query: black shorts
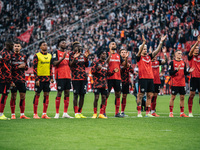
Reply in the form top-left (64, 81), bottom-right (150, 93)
top-left (35, 81), bottom-right (50, 93)
top-left (160, 81), bottom-right (164, 88)
top-left (11, 82), bottom-right (26, 93)
top-left (72, 80), bottom-right (87, 94)
top-left (138, 79), bottom-right (154, 93)
top-left (121, 82), bottom-right (129, 94)
top-left (94, 88), bottom-right (107, 95)
top-left (153, 84), bottom-right (160, 93)
top-left (0, 82), bottom-right (10, 95)
top-left (171, 86), bottom-right (186, 95)
top-left (56, 79), bottom-right (71, 91)
top-left (190, 78), bottom-right (200, 92)
top-left (108, 79), bottom-right (121, 92)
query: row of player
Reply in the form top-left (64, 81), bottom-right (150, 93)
top-left (0, 35), bottom-right (199, 120)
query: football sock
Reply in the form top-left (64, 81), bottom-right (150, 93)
top-left (20, 99), bottom-right (25, 114)
top-left (64, 97), bottom-right (69, 113)
top-left (55, 97), bottom-right (61, 114)
top-left (33, 95), bottom-right (40, 114)
top-left (137, 106), bottom-right (141, 114)
top-left (188, 96), bottom-right (193, 113)
top-left (74, 106), bottom-right (78, 113)
top-left (100, 104), bottom-right (105, 114)
top-left (115, 98), bottom-right (120, 115)
top-left (180, 106), bottom-right (184, 114)
top-left (94, 107), bottom-right (97, 114)
top-left (43, 95), bottom-right (49, 114)
top-left (121, 98), bottom-right (126, 113)
top-left (0, 95), bottom-right (8, 113)
top-left (104, 98), bottom-right (108, 114)
top-left (169, 106), bottom-right (173, 113)
top-left (10, 98), bottom-right (16, 114)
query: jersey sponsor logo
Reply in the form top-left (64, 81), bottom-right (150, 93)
top-left (78, 59), bottom-right (84, 62)
top-left (152, 65), bottom-right (159, 68)
top-left (12, 62), bottom-right (24, 64)
top-left (12, 58), bottom-right (15, 60)
top-left (142, 58), bottom-right (150, 63)
top-left (41, 61), bottom-right (50, 64)
top-left (101, 67), bottom-right (107, 70)
top-left (44, 57), bottom-right (49, 59)
top-left (110, 59), bottom-right (120, 62)
top-left (175, 67), bottom-right (184, 70)
top-left (193, 58), bottom-right (200, 62)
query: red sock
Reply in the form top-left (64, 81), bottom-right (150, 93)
top-left (10, 98), bottom-right (16, 114)
top-left (151, 96), bottom-right (157, 111)
top-left (64, 97), bottom-right (69, 113)
top-left (146, 107), bottom-right (150, 114)
top-left (188, 96), bottom-right (193, 113)
top-left (33, 95), bottom-right (40, 114)
top-left (0, 95), bottom-right (8, 113)
top-left (55, 97), bottom-right (61, 113)
top-left (100, 104), bottom-right (105, 114)
top-left (94, 107), bottom-right (97, 114)
top-left (104, 98), bottom-right (108, 114)
top-left (115, 98), bottom-right (120, 115)
top-left (180, 106), bottom-right (184, 113)
top-left (121, 98), bottom-right (126, 112)
top-left (74, 106), bottom-right (78, 113)
top-left (43, 95), bottom-right (49, 113)
top-left (137, 106), bottom-right (141, 114)
top-left (20, 99), bottom-right (25, 114)
top-left (169, 106), bottom-right (173, 113)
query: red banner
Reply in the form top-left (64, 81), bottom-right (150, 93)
top-left (17, 25), bottom-right (34, 43)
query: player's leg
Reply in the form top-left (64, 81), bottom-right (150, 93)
top-left (104, 80), bottom-right (113, 115)
top-left (188, 78), bottom-right (196, 117)
top-left (54, 90), bottom-right (62, 118)
top-left (0, 82), bottom-right (11, 120)
top-left (114, 80), bottom-right (122, 117)
top-left (137, 79), bottom-right (146, 117)
top-left (19, 92), bottom-right (30, 119)
top-left (10, 92), bottom-right (17, 119)
top-left (99, 90), bottom-right (107, 119)
top-left (151, 84), bottom-right (160, 117)
top-left (121, 94), bottom-right (127, 116)
top-left (62, 89), bottom-right (73, 118)
top-left (179, 87), bottom-right (188, 117)
top-left (78, 80), bottom-right (87, 118)
top-left (92, 90), bottom-right (99, 118)
top-left (72, 80), bottom-right (80, 118)
top-left (146, 92), bottom-right (154, 117)
top-left (169, 94), bottom-right (176, 117)
top-left (33, 81), bottom-right (42, 119)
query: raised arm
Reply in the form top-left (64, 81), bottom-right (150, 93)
top-left (161, 47), bottom-right (168, 65)
top-left (152, 35), bottom-right (167, 58)
top-left (137, 35), bottom-right (146, 57)
top-left (188, 35), bottom-right (200, 57)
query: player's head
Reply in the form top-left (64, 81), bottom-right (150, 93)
top-left (109, 42), bottom-right (117, 51)
top-left (5, 40), bottom-right (13, 51)
top-left (192, 44), bottom-right (199, 56)
top-left (57, 38), bottom-right (66, 50)
top-left (39, 41), bottom-right (47, 51)
top-left (175, 49), bottom-right (182, 60)
top-left (139, 44), bottom-right (147, 56)
top-left (99, 50), bottom-right (107, 60)
top-left (13, 41), bottom-right (22, 53)
top-left (120, 49), bottom-right (127, 58)
top-left (73, 41), bottom-right (82, 52)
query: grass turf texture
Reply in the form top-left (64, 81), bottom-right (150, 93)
top-left (0, 91), bottom-right (200, 150)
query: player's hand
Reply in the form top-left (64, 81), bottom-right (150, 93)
top-left (188, 67), bottom-right (195, 73)
top-left (114, 68), bottom-right (119, 73)
top-left (142, 35), bottom-right (146, 43)
top-left (50, 79), bottom-right (54, 83)
top-left (198, 35), bottom-right (200, 42)
top-left (74, 52), bottom-right (81, 58)
top-left (160, 35), bottom-right (167, 42)
top-left (10, 82), bottom-right (16, 87)
top-left (62, 52), bottom-right (67, 60)
top-left (36, 81), bottom-right (40, 87)
top-left (18, 63), bottom-right (26, 69)
top-left (84, 49), bottom-right (90, 58)
top-left (177, 65), bottom-right (181, 71)
top-left (97, 64), bottom-right (102, 70)
top-left (149, 46), bottom-right (152, 53)
top-left (125, 51), bottom-right (129, 58)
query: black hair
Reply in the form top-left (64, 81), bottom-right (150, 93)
top-left (39, 41), bottom-right (46, 47)
top-left (98, 50), bottom-right (106, 58)
top-left (13, 41), bottom-right (21, 45)
top-left (175, 49), bottom-right (182, 53)
top-left (57, 38), bottom-right (65, 48)
top-left (5, 39), bottom-right (13, 45)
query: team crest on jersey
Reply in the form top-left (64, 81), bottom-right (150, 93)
top-left (53, 54), bottom-right (56, 58)
top-left (117, 55), bottom-right (119, 58)
top-left (21, 57), bottom-right (24, 60)
top-left (155, 61), bottom-right (158, 64)
top-left (0, 55), bottom-right (2, 58)
top-left (168, 65), bottom-right (171, 70)
top-left (175, 64), bottom-right (177, 66)
top-left (182, 63), bottom-right (184, 66)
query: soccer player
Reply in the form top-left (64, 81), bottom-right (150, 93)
top-left (151, 47), bottom-right (167, 117)
top-left (136, 35), bottom-right (167, 117)
top-left (69, 41), bottom-right (89, 118)
top-left (52, 39), bottom-right (73, 119)
top-left (33, 41), bottom-right (54, 119)
top-left (10, 42), bottom-right (30, 119)
top-left (120, 49), bottom-right (133, 117)
top-left (105, 42), bottom-right (128, 117)
top-left (0, 40), bottom-right (13, 120)
top-left (187, 35), bottom-right (200, 117)
top-left (91, 50), bottom-right (119, 119)
top-left (169, 50), bottom-right (194, 117)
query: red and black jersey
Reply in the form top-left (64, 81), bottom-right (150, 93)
top-left (120, 64), bottom-right (133, 84)
top-left (69, 51), bottom-right (89, 80)
top-left (52, 50), bottom-right (71, 79)
top-left (11, 52), bottom-right (28, 83)
top-left (188, 54), bottom-right (200, 78)
top-left (136, 53), bottom-right (154, 79)
top-left (169, 60), bottom-right (189, 87)
top-left (107, 52), bottom-right (124, 80)
top-left (151, 60), bottom-right (162, 84)
top-left (91, 60), bottom-right (114, 89)
top-left (33, 51), bottom-right (53, 82)
top-left (0, 48), bottom-right (12, 83)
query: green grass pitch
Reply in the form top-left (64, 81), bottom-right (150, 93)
top-left (0, 91), bottom-right (200, 150)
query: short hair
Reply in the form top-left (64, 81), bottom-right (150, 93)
top-left (98, 50), bottom-right (106, 58)
top-left (13, 41), bottom-right (21, 45)
top-left (39, 41), bottom-right (46, 47)
top-left (72, 41), bottom-right (80, 47)
top-left (175, 49), bottom-right (182, 53)
top-left (119, 48), bottom-right (127, 53)
top-left (5, 40), bottom-right (13, 45)
top-left (57, 38), bottom-right (65, 48)
top-left (139, 44), bottom-right (147, 50)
